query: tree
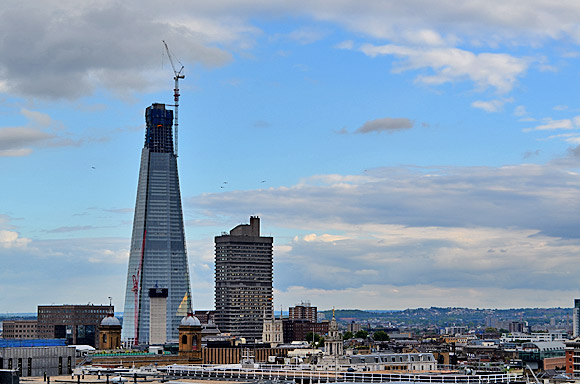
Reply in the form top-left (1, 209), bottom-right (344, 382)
top-left (305, 332), bottom-right (324, 346)
top-left (355, 330), bottom-right (368, 339)
top-left (373, 331), bottom-right (389, 341)
top-left (343, 331), bottom-right (353, 340)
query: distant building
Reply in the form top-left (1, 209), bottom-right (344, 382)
top-left (347, 321), bottom-right (361, 334)
top-left (325, 311), bottom-right (343, 356)
top-left (1, 321), bottom-right (37, 339)
top-left (193, 311), bottom-right (215, 325)
top-left (441, 326), bottom-right (467, 335)
top-left (37, 304), bottom-right (111, 347)
top-left (573, 299), bottom-right (580, 338)
top-left (262, 312), bottom-right (283, 347)
top-left (566, 338), bottom-right (580, 378)
top-left (519, 341), bottom-right (565, 370)
top-left (289, 302), bottom-right (317, 323)
top-left (501, 331), bottom-right (566, 343)
top-left (510, 321), bottom-right (527, 333)
top-left (282, 319), bottom-right (329, 343)
top-left (348, 353), bottom-right (437, 371)
top-left (215, 216), bottom-right (273, 342)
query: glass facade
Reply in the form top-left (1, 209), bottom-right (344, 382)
top-left (122, 103), bottom-right (192, 345)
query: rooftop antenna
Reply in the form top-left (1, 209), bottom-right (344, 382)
top-left (162, 40), bottom-right (185, 157)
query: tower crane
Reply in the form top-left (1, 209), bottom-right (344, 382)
top-left (162, 40), bottom-right (185, 157)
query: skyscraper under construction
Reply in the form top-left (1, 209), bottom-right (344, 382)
top-left (122, 103), bottom-right (192, 346)
top-left (215, 216), bottom-right (273, 341)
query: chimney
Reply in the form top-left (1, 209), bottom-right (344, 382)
top-left (250, 216), bottom-right (260, 236)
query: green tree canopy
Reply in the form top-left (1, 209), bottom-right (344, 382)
top-left (373, 330), bottom-right (389, 341)
top-left (305, 332), bottom-right (324, 346)
top-left (343, 331), bottom-right (353, 340)
top-left (355, 330), bottom-right (368, 339)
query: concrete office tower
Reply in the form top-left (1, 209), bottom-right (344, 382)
top-left (574, 299), bottom-right (580, 338)
top-left (149, 288), bottom-right (168, 345)
top-left (122, 103), bottom-right (192, 346)
top-left (215, 216), bottom-right (273, 341)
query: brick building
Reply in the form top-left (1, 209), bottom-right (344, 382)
top-left (282, 319), bottom-right (329, 343)
top-left (289, 302), bottom-right (317, 323)
top-left (1, 321), bottom-right (38, 339)
top-left (37, 305), bottom-right (111, 347)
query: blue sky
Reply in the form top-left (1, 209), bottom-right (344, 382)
top-left (2, 0), bottom-right (580, 313)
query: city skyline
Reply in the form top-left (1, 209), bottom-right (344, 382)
top-left (3, 1), bottom-right (580, 312)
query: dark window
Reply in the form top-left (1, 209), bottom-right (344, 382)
top-left (27, 358), bottom-right (32, 376)
top-left (182, 335), bottom-right (187, 345)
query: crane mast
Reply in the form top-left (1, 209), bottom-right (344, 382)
top-left (162, 40), bottom-right (185, 157)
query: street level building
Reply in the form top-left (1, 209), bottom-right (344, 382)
top-left (0, 346), bottom-right (76, 377)
top-left (122, 103), bottom-right (192, 346)
top-left (37, 305), bottom-right (110, 347)
top-left (215, 217), bottom-right (273, 342)
top-left (262, 312), bottom-right (283, 347)
top-left (99, 310), bottom-right (122, 350)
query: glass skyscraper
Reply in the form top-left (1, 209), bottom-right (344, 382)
top-left (122, 103), bottom-right (192, 346)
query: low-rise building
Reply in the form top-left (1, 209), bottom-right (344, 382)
top-left (37, 304), bottom-right (111, 347)
top-left (0, 346), bottom-right (76, 377)
top-left (519, 341), bottom-right (565, 370)
top-left (349, 353), bottom-right (437, 372)
top-left (1, 321), bottom-right (37, 339)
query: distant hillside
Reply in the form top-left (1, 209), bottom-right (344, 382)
top-left (319, 307), bottom-right (571, 328)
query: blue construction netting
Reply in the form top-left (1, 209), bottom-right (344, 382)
top-left (0, 339), bottom-right (66, 348)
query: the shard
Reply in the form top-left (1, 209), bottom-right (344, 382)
top-left (122, 103), bottom-right (192, 346)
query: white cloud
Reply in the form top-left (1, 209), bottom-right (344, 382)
top-left (514, 105), bottom-right (527, 116)
top-left (335, 40), bottom-right (354, 50)
top-left (2, 0), bottom-right (579, 101)
top-left (528, 117), bottom-right (580, 131)
top-left (188, 161), bottom-right (580, 308)
top-left (472, 98), bottom-right (513, 113)
top-left (302, 233), bottom-right (348, 242)
top-left (0, 230), bottom-right (30, 248)
top-left (360, 44), bottom-right (529, 93)
top-left (287, 26), bottom-right (328, 45)
top-left (0, 109), bottom-right (78, 156)
top-left (355, 117), bottom-right (414, 134)
top-left (274, 284), bottom-right (577, 310)
top-left (402, 29), bottom-right (449, 46)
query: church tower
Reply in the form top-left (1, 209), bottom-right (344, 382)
top-left (325, 309), bottom-right (343, 356)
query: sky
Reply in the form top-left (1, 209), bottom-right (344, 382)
top-left (3, 0), bottom-right (580, 313)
